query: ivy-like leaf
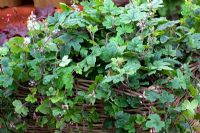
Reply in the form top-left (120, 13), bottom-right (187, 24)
top-left (25, 94), bottom-right (37, 103)
top-left (151, 0), bottom-right (164, 8)
top-left (123, 59), bottom-right (141, 75)
top-left (0, 47), bottom-right (9, 56)
top-left (61, 67), bottom-right (74, 96)
top-left (128, 36), bottom-right (144, 52)
top-left (149, 60), bottom-right (173, 71)
top-left (0, 75), bottom-right (13, 88)
top-left (36, 100), bottom-right (51, 114)
top-left (12, 100), bottom-right (29, 116)
top-left (100, 42), bottom-right (119, 62)
top-left (135, 114), bottom-right (146, 125)
top-left (46, 87), bottom-right (56, 96)
top-left (182, 99), bottom-right (198, 116)
top-left (103, 15), bottom-right (121, 29)
top-left (162, 45), bottom-right (176, 57)
top-left (120, 8), bottom-right (147, 24)
top-left (103, 74), bottom-right (124, 84)
top-left (146, 91), bottom-right (160, 102)
top-left (115, 111), bottom-right (130, 128)
top-left (157, 20), bottom-right (179, 30)
top-left (146, 114), bottom-right (165, 132)
top-left (189, 33), bottom-right (200, 49)
top-left (99, 0), bottom-right (121, 15)
top-left (177, 69), bottom-right (187, 89)
top-left (43, 74), bottom-right (58, 85)
top-left (116, 24), bottom-right (133, 35)
top-left (124, 116), bottom-right (135, 133)
top-left (86, 55), bottom-right (96, 67)
top-left (57, 33), bottom-right (84, 54)
top-left (159, 91), bottom-right (174, 103)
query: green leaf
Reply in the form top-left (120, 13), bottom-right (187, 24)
top-left (127, 97), bottom-right (141, 108)
top-left (116, 24), bottom-right (133, 35)
top-left (87, 25), bottom-right (98, 34)
top-left (120, 8), bottom-right (147, 24)
top-left (160, 35), bottom-right (169, 44)
top-left (124, 59), bottom-right (141, 75)
top-left (0, 75), bottom-right (13, 88)
top-left (157, 20), bottom-right (179, 30)
top-left (43, 74), bottom-right (58, 85)
top-left (57, 33), bottom-right (84, 53)
top-left (62, 67), bottom-right (74, 96)
top-left (7, 37), bottom-right (25, 53)
top-left (159, 91), bottom-right (174, 103)
top-left (151, 0), bottom-right (164, 8)
top-left (103, 15), bottom-right (121, 29)
top-left (103, 119), bottom-right (113, 129)
top-left (36, 100), bottom-right (51, 114)
top-left (50, 95), bottom-right (64, 103)
top-left (25, 94), bottom-right (37, 103)
top-left (71, 113), bottom-right (82, 123)
top-left (62, 11), bottom-right (89, 27)
top-left (99, 0), bottom-right (121, 15)
top-left (103, 74), bottom-right (124, 84)
top-left (56, 120), bottom-right (65, 129)
top-left (189, 33), bottom-right (200, 49)
top-left (115, 111), bottom-right (130, 128)
top-left (188, 84), bottom-right (199, 97)
top-left (45, 42), bottom-right (58, 52)
top-left (91, 46), bottom-right (101, 56)
top-left (135, 114), bottom-right (146, 125)
top-left (86, 55), bottom-right (96, 67)
top-left (146, 91), bottom-right (160, 102)
top-left (162, 45), bottom-right (176, 57)
top-left (0, 47), bottom-right (9, 56)
top-left (124, 116), bottom-right (135, 133)
top-left (114, 96), bottom-right (128, 108)
top-left (39, 117), bottom-right (48, 127)
top-left (182, 99), bottom-right (198, 116)
top-left (46, 87), bottom-right (56, 96)
top-left (29, 67), bottom-right (42, 81)
top-left (167, 78), bottom-right (180, 89)
top-left (100, 42), bottom-right (119, 62)
top-left (59, 2), bottom-right (71, 11)
top-left (80, 48), bottom-right (88, 57)
top-left (146, 114), bottom-right (165, 132)
top-left (12, 100), bottom-right (29, 116)
top-left (52, 108), bottom-right (62, 117)
top-left (176, 69), bottom-right (187, 90)
top-left (149, 60), bottom-right (173, 71)
top-left (128, 36), bottom-right (145, 52)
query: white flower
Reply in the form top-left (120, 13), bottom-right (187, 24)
top-left (52, 29), bottom-right (60, 34)
top-left (62, 104), bottom-right (69, 110)
top-left (24, 37), bottom-right (31, 44)
top-left (71, 3), bottom-right (80, 12)
top-left (27, 12), bottom-right (40, 31)
top-left (88, 90), bottom-right (96, 98)
top-left (59, 55), bottom-right (72, 67)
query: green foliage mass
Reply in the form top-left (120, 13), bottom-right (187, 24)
top-left (0, 0), bottom-right (200, 132)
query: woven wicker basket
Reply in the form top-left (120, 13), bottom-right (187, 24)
top-left (10, 61), bottom-right (200, 133)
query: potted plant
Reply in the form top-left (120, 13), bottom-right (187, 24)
top-left (0, 0), bottom-right (200, 132)
top-left (0, 0), bottom-right (22, 8)
top-left (33, 0), bottom-right (72, 8)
